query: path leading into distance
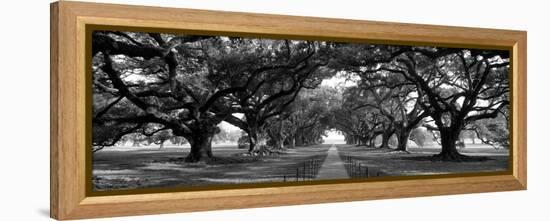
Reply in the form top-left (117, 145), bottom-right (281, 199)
top-left (316, 144), bottom-right (350, 180)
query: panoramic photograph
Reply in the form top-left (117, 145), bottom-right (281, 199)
top-left (91, 30), bottom-right (510, 191)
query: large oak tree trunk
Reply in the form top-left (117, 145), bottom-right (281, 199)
top-left (368, 137), bottom-right (376, 148)
top-left (379, 132), bottom-right (391, 149)
top-left (357, 137), bottom-right (366, 146)
top-left (275, 138), bottom-right (284, 149)
top-left (268, 121), bottom-right (285, 150)
top-left (433, 128), bottom-right (465, 161)
top-left (248, 127), bottom-right (270, 155)
top-left (271, 136), bottom-right (284, 150)
top-left (288, 136), bottom-right (296, 148)
top-left (246, 119), bottom-right (262, 152)
top-left (295, 133), bottom-right (304, 147)
top-left (248, 129), bottom-right (259, 152)
top-left (185, 132), bottom-right (214, 162)
top-left (395, 128), bottom-right (412, 152)
top-left (348, 135), bottom-right (356, 145)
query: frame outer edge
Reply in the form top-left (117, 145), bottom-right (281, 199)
top-left (518, 31), bottom-right (527, 189)
top-left (50, 1), bottom-right (60, 219)
top-left (50, 1), bottom-right (528, 219)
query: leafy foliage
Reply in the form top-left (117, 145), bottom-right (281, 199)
top-left (92, 30), bottom-right (510, 162)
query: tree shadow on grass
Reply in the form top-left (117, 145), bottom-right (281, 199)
top-left (153, 155), bottom-right (264, 165)
top-left (398, 155), bottom-right (493, 162)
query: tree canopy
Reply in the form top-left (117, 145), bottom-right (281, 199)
top-left (92, 31), bottom-right (510, 162)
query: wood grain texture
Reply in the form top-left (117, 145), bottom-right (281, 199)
top-left (50, 1), bottom-right (527, 220)
top-left (50, 2), bottom-right (59, 218)
top-left (515, 33), bottom-right (528, 188)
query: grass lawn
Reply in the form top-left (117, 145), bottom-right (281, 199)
top-left (336, 144), bottom-right (509, 177)
top-left (93, 142), bottom-right (509, 191)
top-left (93, 144), bottom-right (330, 191)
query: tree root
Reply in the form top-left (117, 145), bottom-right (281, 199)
top-left (243, 146), bottom-right (287, 156)
top-left (430, 152), bottom-right (490, 162)
top-left (389, 150), bottom-right (411, 154)
top-left (184, 155), bottom-right (208, 163)
top-left (161, 156), bottom-right (261, 165)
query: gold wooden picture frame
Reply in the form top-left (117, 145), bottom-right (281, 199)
top-left (50, 1), bottom-right (527, 220)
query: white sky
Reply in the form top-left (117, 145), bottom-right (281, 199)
top-left (320, 71), bottom-right (358, 88)
top-left (322, 130), bottom-right (346, 144)
top-left (219, 114), bottom-right (243, 132)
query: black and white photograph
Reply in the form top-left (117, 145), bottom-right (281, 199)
top-left (91, 29), bottom-right (510, 192)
